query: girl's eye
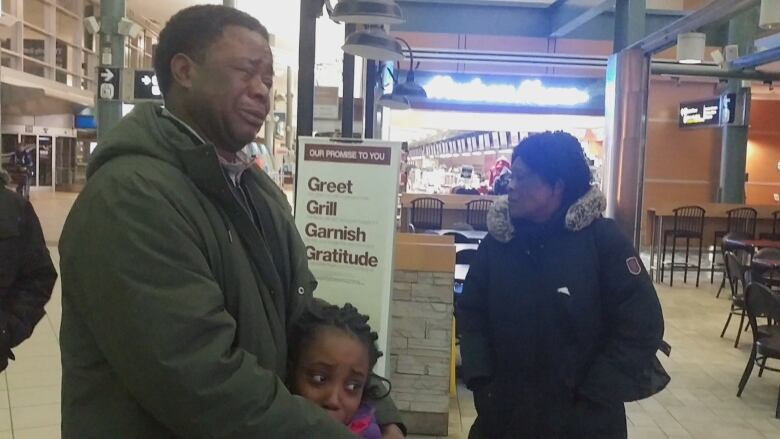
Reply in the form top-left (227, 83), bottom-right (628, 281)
top-left (310, 374), bottom-right (326, 384)
top-left (346, 381), bottom-right (363, 393)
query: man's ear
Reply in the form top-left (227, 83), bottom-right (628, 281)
top-left (170, 53), bottom-right (198, 90)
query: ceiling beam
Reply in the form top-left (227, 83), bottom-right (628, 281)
top-left (396, 1), bottom-right (686, 41)
top-left (731, 46), bottom-right (780, 70)
top-left (551, 0), bottom-right (615, 38)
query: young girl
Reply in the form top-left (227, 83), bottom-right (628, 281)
top-left (288, 299), bottom-right (389, 439)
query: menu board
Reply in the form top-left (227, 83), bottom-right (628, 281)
top-left (295, 137), bottom-right (402, 375)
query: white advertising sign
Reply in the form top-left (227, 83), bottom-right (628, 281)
top-left (295, 137), bottom-right (402, 375)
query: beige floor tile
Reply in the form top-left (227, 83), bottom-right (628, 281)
top-left (628, 425), bottom-right (669, 439)
top-left (13, 342), bottom-right (60, 359)
top-left (11, 403), bottom-right (60, 429)
top-left (6, 370), bottom-right (61, 391)
top-left (629, 410), bottom-right (662, 428)
top-left (0, 408), bottom-right (11, 432)
top-left (14, 425), bottom-right (61, 439)
top-left (11, 385), bottom-right (61, 408)
top-left (5, 355), bottom-right (61, 375)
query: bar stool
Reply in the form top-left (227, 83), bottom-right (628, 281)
top-left (711, 208), bottom-right (757, 284)
top-left (409, 197), bottom-right (444, 232)
top-left (465, 199), bottom-right (493, 231)
top-left (759, 210), bottom-right (780, 241)
top-left (661, 206), bottom-right (705, 287)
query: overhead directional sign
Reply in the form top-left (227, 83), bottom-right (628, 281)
top-left (679, 98), bottom-right (720, 128)
top-left (679, 91), bottom-right (747, 129)
top-left (97, 67), bottom-right (121, 101)
top-left (131, 69), bottom-right (163, 102)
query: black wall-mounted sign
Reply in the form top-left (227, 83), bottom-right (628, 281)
top-left (132, 70), bottom-right (163, 101)
top-left (679, 98), bottom-right (721, 128)
top-left (679, 92), bottom-right (744, 129)
top-left (97, 67), bottom-right (121, 101)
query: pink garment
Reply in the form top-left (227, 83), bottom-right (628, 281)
top-left (348, 403), bottom-right (382, 439)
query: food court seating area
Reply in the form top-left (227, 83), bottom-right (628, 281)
top-left (650, 203), bottom-right (780, 419)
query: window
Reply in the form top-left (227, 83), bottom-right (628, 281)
top-left (24, 0), bottom-right (46, 30)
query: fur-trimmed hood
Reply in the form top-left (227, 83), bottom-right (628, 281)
top-left (487, 186), bottom-right (607, 243)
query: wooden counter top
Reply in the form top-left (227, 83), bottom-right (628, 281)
top-left (394, 233), bottom-right (455, 273)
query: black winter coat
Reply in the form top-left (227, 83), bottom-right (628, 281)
top-left (0, 187), bottom-right (57, 370)
top-left (457, 188), bottom-right (665, 439)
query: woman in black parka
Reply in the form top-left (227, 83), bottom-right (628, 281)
top-left (457, 132), bottom-right (665, 439)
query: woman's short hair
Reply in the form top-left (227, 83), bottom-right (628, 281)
top-left (512, 131), bottom-right (592, 206)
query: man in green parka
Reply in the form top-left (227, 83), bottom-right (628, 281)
top-left (59, 5), bottom-right (404, 438)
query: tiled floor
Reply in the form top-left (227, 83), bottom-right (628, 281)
top-left (5, 193), bottom-right (780, 438)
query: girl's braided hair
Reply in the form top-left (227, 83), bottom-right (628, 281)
top-left (288, 299), bottom-right (391, 399)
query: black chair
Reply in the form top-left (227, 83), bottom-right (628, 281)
top-left (717, 232), bottom-right (755, 298)
top-left (456, 249), bottom-right (477, 265)
top-left (760, 210), bottom-right (780, 241)
top-left (661, 206), bottom-right (705, 287)
top-left (445, 232), bottom-right (472, 244)
top-left (410, 197), bottom-right (444, 232)
top-left (737, 283), bottom-right (780, 418)
top-left (721, 251), bottom-right (749, 347)
top-left (465, 199), bottom-right (493, 232)
top-left (712, 208), bottom-right (758, 283)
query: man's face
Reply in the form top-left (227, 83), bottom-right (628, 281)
top-left (187, 26), bottom-right (274, 152)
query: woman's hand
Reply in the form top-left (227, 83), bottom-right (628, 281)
top-left (381, 423), bottom-right (405, 439)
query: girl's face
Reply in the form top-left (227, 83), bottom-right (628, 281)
top-left (293, 327), bottom-right (371, 424)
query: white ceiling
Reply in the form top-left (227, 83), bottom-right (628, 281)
top-left (126, 0), bottom-right (218, 26)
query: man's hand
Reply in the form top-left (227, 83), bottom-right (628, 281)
top-left (381, 424), bottom-right (405, 439)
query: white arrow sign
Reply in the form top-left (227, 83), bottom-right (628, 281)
top-left (100, 68), bottom-right (114, 82)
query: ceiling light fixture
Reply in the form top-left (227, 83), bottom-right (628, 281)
top-left (342, 27), bottom-right (404, 61)
top-left (677, 32), bottom-right (706, 65)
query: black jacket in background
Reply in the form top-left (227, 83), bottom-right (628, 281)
top-left (0, 187), bottom-right (57, 370)
top-left (457, 187), bottom-right (665, 439)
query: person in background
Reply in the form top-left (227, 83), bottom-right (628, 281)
top-left (488, 157), bottom-right (510, 187)
top-left (289, 300), bottom-right (389, 439)
top-left (10, 145), bottom-right (33, 169)
top-left (9, 145), bottom-right (33, 197)
top-left (58, 5), bottom-right (404, 438)
top-left (0, 168), bottom-right (57, 372)
top-left (491, 167), bottom-right (511, 195)
top-left (457, 131), bottom-right (666, 439)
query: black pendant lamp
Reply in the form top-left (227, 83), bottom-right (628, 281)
top-left (331, 0), bottom-right (404, 25)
